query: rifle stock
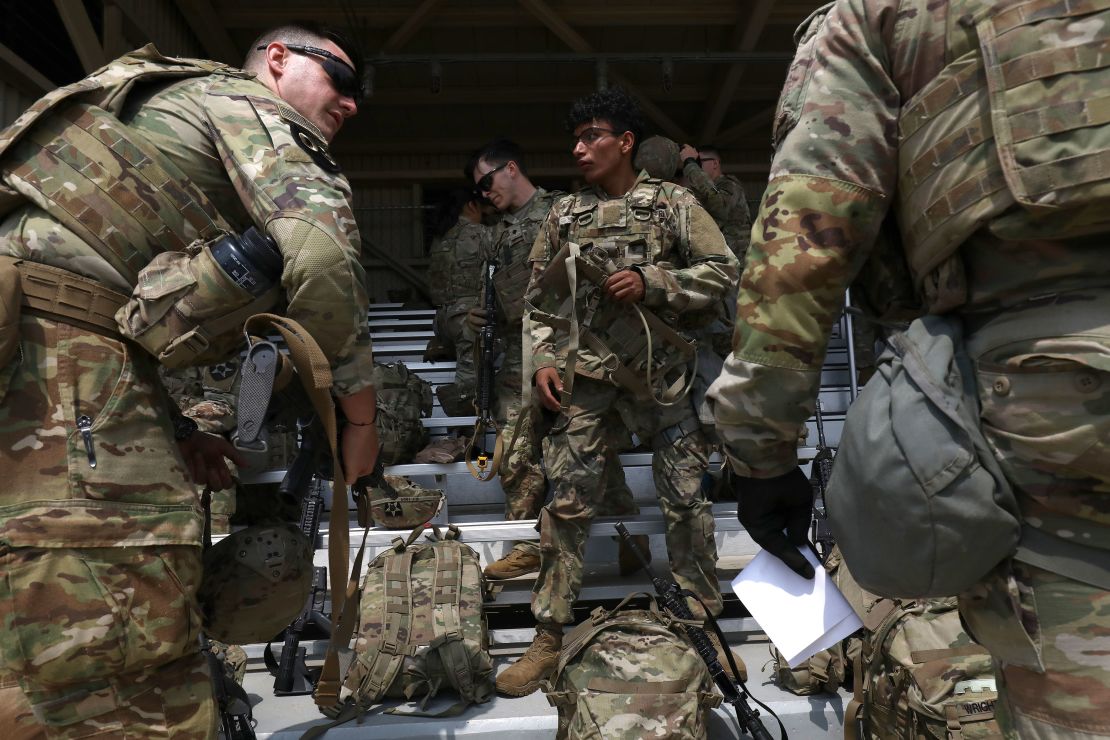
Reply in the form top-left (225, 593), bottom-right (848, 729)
top-left (465, 260), bottom-right (501, 480)
top-left (201, 632), bottom-right (256, 739)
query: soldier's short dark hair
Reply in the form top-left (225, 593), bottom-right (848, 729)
top-left (245, 23), bottom-right (362, 79)
top-left (474, 138), bottom-right (527, 177)
top-left (697, 144), bottom-right (722, 160)
top-left (566, 87), bottom-right (645, 157)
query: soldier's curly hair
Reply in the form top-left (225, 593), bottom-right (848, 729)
top-left (566, 87), bottom-right (646, 156)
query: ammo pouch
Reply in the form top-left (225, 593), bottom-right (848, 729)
top-left (826, 314), bottom-right (1021, 598)
top-left (491, 258), bottom-right (532, 327)
top-left (528, 241), bottom-right (696, 405)
top-left (117, 233), bottom-right (281, 368)
top-left (367, 475), bottom-right (445, 530)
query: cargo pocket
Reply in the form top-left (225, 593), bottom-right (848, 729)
top-left (0, 550), bottom-right (199, 686)
top-left (571, 690), bottom-right (708, 740)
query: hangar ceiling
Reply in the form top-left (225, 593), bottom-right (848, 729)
top-left (2, 0), bottom-right (829, 186)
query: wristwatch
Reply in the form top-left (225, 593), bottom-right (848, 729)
top-left (173, 415), bottom-right (199, 441)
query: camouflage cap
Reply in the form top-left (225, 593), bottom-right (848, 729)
top-left (198, 522), bottom-right (314, 644)
top-left (367, 475), bottom-right (445, 529)
top-left (634, 136), bottom-right (680, 180)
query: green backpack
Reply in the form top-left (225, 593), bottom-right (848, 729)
top-left (371, 362), bottom-right (432, 464)
top-left (543, 593), bottom-right (722, 740)
top-left (847, 597), bottom-right (1002, 740)
top-left (330, 525), bottom-right (493, 718)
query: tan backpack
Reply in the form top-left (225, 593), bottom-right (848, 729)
top-left (313, 525), bottom-right (493, 727)
top-left (847, 597), bottom-right (1002, 739)
top-left (543, 593), bottom-right (722, 740)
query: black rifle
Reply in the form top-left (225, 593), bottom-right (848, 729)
top-left (201, 632), bottom-right (256, 739)
top-left (263, 419), bottom-right (334, 695)
top-left (809, 399), bottom-right (836, 563)
top-left (465, 259), bottom-right (500, 480)
top-left (615, 523), bottom-right (782, 740)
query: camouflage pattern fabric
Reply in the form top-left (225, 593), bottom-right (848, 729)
top-left (371, 362), bottom-right (432, 465)
top-left (680, 164), bottom-right (751, 262)
top-left (533, 377), bottom-right (721, 625)
top-left (367, 475), bottom-right (445, 530)
top-left (0, 545), bottom-right (216, 738)
top-left (0, 47), bottom-right (371, 737)
top-left (525, 173), bottom-right (733, 625)
top-left (333, 527), bottom-right (493, 713)
top-left (429, 219), bottom-right (490, 407)
top-left (706, 1), bottom-right (1110, 736)
top-left (160, 365), bottom-right (237, 533)
top-left (0, 670), bottom-right (41, 740)
top-left (543, 596), bottom-right (721, 740)
top-left (853, 597), bottom-right (1002, 740)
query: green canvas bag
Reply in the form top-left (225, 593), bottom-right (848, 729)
top-left (826, 314), bottom-right (1020, 598)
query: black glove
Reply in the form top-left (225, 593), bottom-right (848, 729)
top-left (731, 467), bottom-right (816, 579)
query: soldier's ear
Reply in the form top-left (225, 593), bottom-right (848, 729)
top-left (619, 132), bottom-right (634, 156)
top-left (264, 42), bottom-right (290, 77)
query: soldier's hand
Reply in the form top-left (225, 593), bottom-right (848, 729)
top-left (466, 307), bottom-right (489, 330)
top-left (604, 269), bottom-right (645, 303)
top-left (534, 367), bottom-right (564, 412)
top-left (731, 466), bottom-right (816, 579)
top-left (679, 144), bottom-right (699, 162)
top-left (461, 200), bottom-right (482, 224)
top-left (341, 422), bottom-right (379, 484)
top-left (178, 432), bottom-right (246, 491)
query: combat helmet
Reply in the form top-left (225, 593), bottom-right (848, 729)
top-left (198, 522), bottom-right (314, 644)
top-left (634, 135), bottom-right (680, 180)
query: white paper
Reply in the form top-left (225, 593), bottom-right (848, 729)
top-left (731, 546), bottom-right (863, 668)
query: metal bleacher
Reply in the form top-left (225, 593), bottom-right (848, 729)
top-left (239, 303), bottom-right (857, 738)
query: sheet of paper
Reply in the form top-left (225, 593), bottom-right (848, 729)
top-left (731, 546), bottom-right (863, 668)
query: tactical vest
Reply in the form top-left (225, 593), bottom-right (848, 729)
top-left (897, 0), bottom-right (1110, 312)
top-left (527, 180), bottom-right (701, 404)
top-left (427, 223), bottom-right (484, 307)
top-left (0, 44), bottom-right (239, 283)
top-left (491, 189), bottom-right (560, 328)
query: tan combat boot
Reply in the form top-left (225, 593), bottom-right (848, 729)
top-left (707, 630), bottom-right (748, 683)
top-left (483, 547), bottom-right (541, 580)
top-left (618, 534), bottom-right (651, 576)
top-left (496, 624), bottom-right (563, 697)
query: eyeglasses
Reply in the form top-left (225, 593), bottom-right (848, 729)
top-left (573, 127), bottom-right (620, 147)
top-left (259, 43), bottom-right (362, 102)
top-left (474, 162), bottom-right (509, 194)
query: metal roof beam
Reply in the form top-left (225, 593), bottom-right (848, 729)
top-left (53, 0), bottom-right (106, 74)
top-left (699, 0), bottom-right (776, 144)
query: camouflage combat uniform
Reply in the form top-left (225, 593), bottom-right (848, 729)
top-left (486, 188), bottom-right (638, 561)
top-left (708, 2), bottom-right (1110, 736)
top-left (680, 162), bottom-right (751, 262)
top-left (0, 47), bottom-right (372, 738)
top-left (427, 217), bottom-right (489, 411)
top-left (527, 172), bottom-right (737, 625)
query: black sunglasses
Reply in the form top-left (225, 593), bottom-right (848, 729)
top-left (475, 162), bottom-right (509, 194)
top-left (258, 43), bottom-right (362, 102)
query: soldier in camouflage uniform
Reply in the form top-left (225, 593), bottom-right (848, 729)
top-left (468, 139), bottom-right (640, 581)
top-left (708, 2), bottom-right (1110, 737)
top-left (496, 88), bottom-right (739, 697)
top-left (677, 144), bottom-right (751, 262)
top-left (0, 24), bottom-right (377, 737)
top-left (427, 188), bottom-right (490, 415)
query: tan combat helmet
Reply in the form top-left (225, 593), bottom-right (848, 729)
top-left (198, 522), bottom-right (314, 644)
top-left (634, 135), bottom-right (680, 180)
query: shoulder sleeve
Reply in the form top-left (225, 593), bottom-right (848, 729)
top-left (709, 0), bottom-right (898, 477)
top-left (524, 200), bottom-right (568, 372)
top-left (637, 186), bottom-right (738, 314)
top-left (202, 79), bottom-right (373, 397)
